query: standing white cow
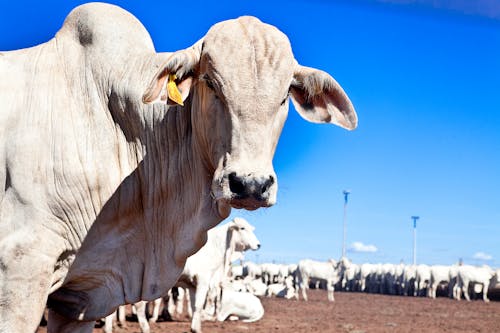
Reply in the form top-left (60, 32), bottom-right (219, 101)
top-left (243, 262), bottom-right (263, 280)
top-left (296, 259), bottom-right (342, 301)
top-left (456, 265), bottom-right (496, 302)
top-left (416, 264), bottom-right (431, 297)
top-left (402, 265), bottom-right (418, 296)
top-left (359, 263), bottom-right (377, 293)
top-left (428, 265), bottom-right (453, 299)
top-left (260, 263), bottom-right (282, 285)
top-left (175, 218), bottom-right (261, 333)
top-left (0, 3), bottom-right (357, 333)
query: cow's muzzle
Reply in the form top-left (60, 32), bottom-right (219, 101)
top-left (227, 172), bottom-right (276, 210)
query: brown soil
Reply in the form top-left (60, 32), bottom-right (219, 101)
top-left (37, 290), bottom-right (500, 333)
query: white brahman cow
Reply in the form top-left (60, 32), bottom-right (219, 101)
top-left (247, 278), bottom-right (268, 297)
top-left (243, 262), bottom-right (263, 280)
top-left (402, 265), bottom-right (418, 296)
top-left (296, 259), bottom-right (342, 301)
top-left (416, 264), bottom-right (431, 297)
top-left (260, 263), bottom-right (282, 285)
top-left (174, 217), bottom-right (261, 333)
top-left (428, 265), bottom-right (453, 299)
top-left (359, 263), bottom-right (377, 293)
top-left (456, 265), bottom-right (496, 302)
top-left (266, 275), bottom-right (296, 299)
top-left (0, 3), bottom-right (357, 332)
top-left (216, 289), bottom-right (264, 323)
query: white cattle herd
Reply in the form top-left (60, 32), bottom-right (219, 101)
top-left (99, 218), bottom-right (499, 333)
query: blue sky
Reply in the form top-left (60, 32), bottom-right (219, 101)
top-left (1, 1), bottom-right (499, 267)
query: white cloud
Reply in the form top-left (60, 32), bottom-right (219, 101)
top-left (473, 252), bottom-right (493, 261)
top-left (348, 241), bottom-right (378, 253)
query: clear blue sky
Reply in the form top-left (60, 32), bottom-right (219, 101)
top-left (1, 0), bottom-right (499, 267)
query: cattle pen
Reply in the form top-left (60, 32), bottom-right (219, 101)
top-left (37, 289), bottom-right (500, 333)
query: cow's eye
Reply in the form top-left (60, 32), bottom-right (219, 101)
top-left (203, 74), bottom-right (215, 91)
top-left (240, 227), bottom-right (245, 230)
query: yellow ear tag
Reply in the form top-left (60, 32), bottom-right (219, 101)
top-left (167, 74), bottom-right (184, 106)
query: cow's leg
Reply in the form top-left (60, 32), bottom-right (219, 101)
top-left (134, 301), bottom-right (150, 333)
top-left (429, 283), bottom-right (436, 299)
top-left (450, 283), bottom-right (457, 298)
top-left (103, 312), bottom-right (115, 333)
top-left (117, 305), bottom-right (127, 327)
top-left (176, 287), bottom-right (185, 317)
top-left (462, 280), bottom-right (470, 301)
top-left (149, 298), bottom-right (162, 323)
top-left (327, 280), bottom-right (335, 302)
top-left (299, 275), bottom-right (309, 301)
top-left (482, 282), bottom-right (490, 302)
top-left (185, 287), bottom-right (193, 318)
top-left (47, 309), bottom-right (95, 333)
top-left (190, 283), bottom-right (209, 333)
top-left (0, 242), bottom-right (55, 333)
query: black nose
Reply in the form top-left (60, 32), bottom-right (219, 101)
top-left (228, 172), bottom-right (275, 200)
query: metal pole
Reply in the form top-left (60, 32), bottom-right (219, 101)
top-left (411, 216), bottom-right (419, 265)
top-left (342, 190), bottom-right (350, 258)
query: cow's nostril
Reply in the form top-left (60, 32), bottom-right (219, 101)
top-left (228, 172), bottom-right (246, 196)
top-left (260, 175), bottom-right (275, 195)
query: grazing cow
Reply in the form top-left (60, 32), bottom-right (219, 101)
top-left (175, 217), bottom-right (261, 333)
top-left (0, 3), bottom-right (357, 333)
top-left (296, 259), bottom-right (342, 301)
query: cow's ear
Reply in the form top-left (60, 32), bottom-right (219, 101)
top-left (290, 65), bottom-right (357, 130)
top-left (227, 221), bottom-right (238, 231)
top-left (142, 40), bottom-right (203, 105)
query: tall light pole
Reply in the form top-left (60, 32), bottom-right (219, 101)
top-left (342, 190), bottom-right (350, 258)
top-left (411, 216), bottom-right (420, 266)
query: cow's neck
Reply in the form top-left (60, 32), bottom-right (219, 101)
top-left (49, 85), bottom-right (224, 320)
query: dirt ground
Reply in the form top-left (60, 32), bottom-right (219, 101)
top-left (37, 289), bottom-right (500, 333)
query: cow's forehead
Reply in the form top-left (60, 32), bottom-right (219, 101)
top-left (201, 16), bottom-right (295, 95)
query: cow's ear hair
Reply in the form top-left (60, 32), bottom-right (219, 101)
top-left (227, 221), bottom-right (238, 231)
top-left (290, 64), bottom-right (358, 130)
top-left (142, 40), bottom-right (203, 105)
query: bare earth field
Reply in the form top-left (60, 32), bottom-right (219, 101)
top-left (37, 290), bottom-right (500, 333)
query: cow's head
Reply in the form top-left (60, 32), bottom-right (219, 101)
top-left (228, 217), bottom-right (261, 252)
top-left (143, 16), bottom-right (357, 217)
